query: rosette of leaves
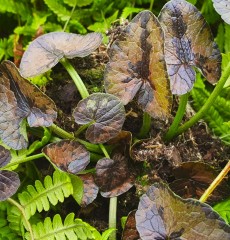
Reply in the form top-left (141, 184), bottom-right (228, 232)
top-left (135, 182), bottom-right (230, 239)
top-left (104, 10), bottom-right (172, 120)
top-left (19, 32), bottom-right (102, 78)
top-left (0, 60), bottom-right (57, 150)
top-left (42, 140), bottom-right (90, 174)
top-left (0, 145), bottom-right (20, 201)
top-left (73, 93), bottom-right (126, 144)
top-left (158, 0), bottom-right (221, 95)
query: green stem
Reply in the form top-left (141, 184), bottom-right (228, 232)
top-left (62, 3), bottom-right (76, 32)
top-left (199, 160), bottom-right (230, 203)
top-left (0, 153), bottom-right (44, 170)
top-left (50, 124), bottom-right (74, 139)
top-left (149, 0), bottom-right (154, 11)
top-left (7, 198), bottom-right (34, 240)
top-left (138, 112), bottom-right (152, 139)
top-left (109, 197), bottom-right (117, 240)
top-left (174, 61), bottom-right (230, 138)
top-left (60, 58), bottom-right (89, 99)
top-left (99, 143), bottom-right (110, 158)
top-left (164, 93), bottom-right (189, 141)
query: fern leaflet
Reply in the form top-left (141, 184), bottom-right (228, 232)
top-left (18, 171), bottom-right (73, 219)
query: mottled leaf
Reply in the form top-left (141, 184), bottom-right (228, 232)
top-left (104, 10), bottom-right (172, 119)
top-left (0, 146), bottom-right (11, 168)
top-left (0, 170), bottom-right (20, 201)
top-left (42, 140), bottom-right (90, 174)
top-left (73, 93), bottom-right (125, 144)
top-left (95, 154), bottom-right (134, 198)
top-left (0, 60), bottom-right (57, 150)
top-left (213, 0), bottom-right (230, 24)
top-left (159, 0), bottom-right (221, 95)
top-left (79, 173), bottom-right (99, 207)
top-left (122, 210), bottom-right (140, 240)
top-left (136, 182), bottom-right (230, 240)
top-left (170, 162), bottom-right (230, 204)
top-left (20, 32), bottom-right (102, 77)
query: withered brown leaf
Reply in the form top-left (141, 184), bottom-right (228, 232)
top-left (158, 0), bottom-right (221, 95)
top-left (42, 140), bottom-right (90, 174)
top-left (104, 10), bottom-right (172, 120)
top-left (0, 60), bottom-right (57, 150)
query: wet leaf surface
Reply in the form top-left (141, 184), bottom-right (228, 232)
top-left (136, 182), bottom-right (230, 240)
top-left (73, 93), bottom-right (125, 143)
top-left (0, 146), bottom-right (11, 168)
top-left (122, 210), bottom-right (140, 240)
top-left (0, 170), bottom-right (20, 201)
top-left (42, 140), bottom-right (90, 174)
top-left (159, 0), bottom-right (221, 95)
top-left (104, 10), bottom-right (172, 119)
top-left (95, 154), bottom-right (134, 198)
top-left (0, 60), bottom-right (57, 150)
top-left (20, 32), bottom-right (102, 77)
top-left (170, 162), bottom-right (230, 204)
top-left (213, 0), bottom-right (230, 24)
top-left (79, 173), bottom-right (99, 207)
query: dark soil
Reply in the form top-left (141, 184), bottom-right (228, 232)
top-left (41, 45), bottom-right (230, 239)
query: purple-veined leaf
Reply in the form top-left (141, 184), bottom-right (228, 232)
top-left (73, 93), bottom-right (125, 144)
top-left (136, 182), bottom-right (230, 240)
top-left (42, 140), bottom-right (90, 174)
top-left (158, 0), bottom-right (221, 95)
top-left (20, 32), bottom-right (102, 77)
top-left (0, 60), bottom-right (57, 150)
top-left (104, 10), bottom-right (172, 119)
top-left (0, 145), bottom-right (11, 168)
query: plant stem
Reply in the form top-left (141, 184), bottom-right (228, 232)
top-left (99, 143), bottom-right (110, 158)
top-left (62, 3), bottom-right (76, 32)
top-left (199, 160), bottom-right (230, 203)
top-left (60, 58), bottom-right (89, 99)
top-left (138, 112), bottom-right (151, 139)
top-left (174, 61), bottom-right (230, 138)
top-left (7, 198), bottom-right (34, 240)
top-left (50, 124), bottom-right (74, 139)
top-left (109, 197), bottom-right (117, 239)
top-left (0, 153), bottom-right (44, 170)
top-left (164, 93), bottom-right (189, 141)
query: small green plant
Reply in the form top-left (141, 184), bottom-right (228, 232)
top-left (0, 0), bottom-right (230, 240)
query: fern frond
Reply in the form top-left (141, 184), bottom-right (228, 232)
top-left (7, 205), bottom-right (24, 236)
top-left (44, 0), bottom-right (71, 21)
top-left (120, 7), bottom-right (143, 20)
top-left (18, 171), bottom-right (73, 219)
top-left (25, 213), bottom-right (97, 240)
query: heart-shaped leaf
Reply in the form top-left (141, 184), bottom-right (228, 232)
top-left (94, 154), bottom-right (134, 197)
top-left (73, 93), bottom-right (126, 144)
top-left (0, 60), bottom-right (57, 150)
top-left (42, 140), bottom-right (90, 174)
top-left (20, 32), bottom-right (102, 77)
top-left (122, 210), bottom-right (140, 240)
top-left (158, 0), bottom-right (221, 95)
top-left (136, 182), bottom-right (230, 240)
top-left (170, 162), bottom-right (230, 204)
top-left (0, 170), bottom-right (20, 201)
top-left (213, 0), bottom-right (230, 24)
top-left (79, 173), bottom-right (99, 207)
top-left (0, 145), bottom-right (11, 168)
top-left (104, 10), bottom-right (172, 119)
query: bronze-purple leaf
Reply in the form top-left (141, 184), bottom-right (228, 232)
top-left (0, 60), bottom-right (57, 150)
top-left (136, 182), bottom-right (230, 240)
top-left (79, 173), bottom-right (99, 207)
top-left (0, 170), bottom-right (20, 201)
top-left (122, 210), bottom-right (140, 240)
top-left (104, 10), bottom-right (172, 120)
top-left (94, 154), bottom-right (134, 198)
top-left (158, 0), bottom-right (221, 95)
top-left (169, 161), bottom-right (230, 204)
top-left (0, 145), bottom-right (11, 168)
top-left (42, 140), bottom-right (90, 174)
top-left (20, 32), bottom-right (102, 77)
top-left (73, 93), bottom-right (126, 144)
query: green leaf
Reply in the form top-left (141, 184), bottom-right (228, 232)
top-left (69, 174), bottom-right (84, 205)
top-left (101, 228), bottom-right (116, 240)
top-left (214, 198), bottom-right (230, 224)
top-left (120, 7), bottom-right (143, 20)
top-left (18, 170), bottom-right (73, 219)
top-left (25, 213), bottom-right (97, 240)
